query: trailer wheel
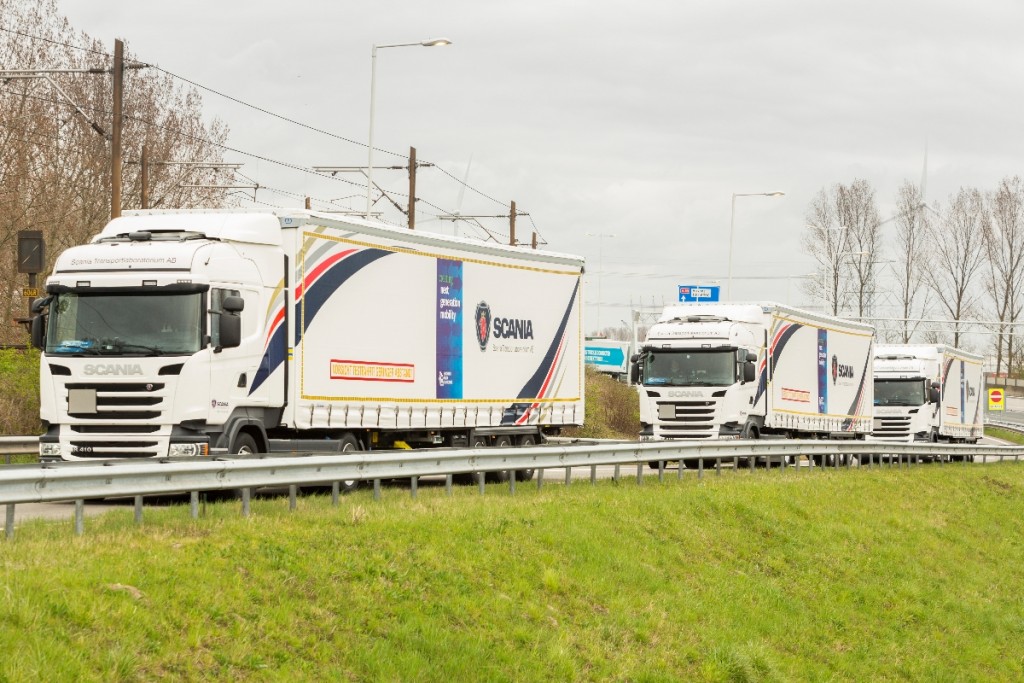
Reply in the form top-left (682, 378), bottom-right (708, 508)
top-left (515, 435), bottom-right (537, 481)
top-left (486, 436), bottom-right (513, 483)
top-left (336, 433), bottom-right (362, 493)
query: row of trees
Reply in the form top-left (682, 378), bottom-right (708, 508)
top-left (0, 0), bottom-right (231, 343)
top-left (803, 177), bottom-right (1024, 375)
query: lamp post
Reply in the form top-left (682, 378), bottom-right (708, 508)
top-left (727, 191), bottom-right (784, 299)
top-left (367, 37), bottom-right (452, 217)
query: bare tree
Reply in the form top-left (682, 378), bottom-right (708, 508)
top-left (890, 181), bottom-right (931, 342)
top-left (982, 176), bottom-right (1024, 375)
top-left (0, 0), bottom-right (231, 343)
top-left (837, 179), bottom-right (882, 319)
top-left (925, 188), bottom-right (987, 347)
top-left (801, 179), bottom-right (880, 317)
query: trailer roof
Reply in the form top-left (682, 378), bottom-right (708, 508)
top-left (113, 209), bottom-right (584, 269)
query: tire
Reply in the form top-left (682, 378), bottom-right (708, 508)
top-left (212, 432), bottom-right (260, 500)
top-left (486, 436), bottom-right (513, 483)
top-left (336, 433), bottom-right (362, 493)
top-left (232, 432), bottom-right (258, 456)
top-left (455, 436), bottom-right (489, 485)
top-left (515, 434), bottom-right (537, 481)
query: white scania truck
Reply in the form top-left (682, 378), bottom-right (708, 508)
top-left (871, 344), bottom-right (983, 444)
top-left (632, 303), bottom-right (874, 446)
top-left (30, 209), bottom-right (584, 475)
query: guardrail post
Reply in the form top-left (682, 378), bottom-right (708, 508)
top-left (5, 504), bottom-right (14, 540)
top-left (537, 468), bottom-right (545, 490)
top-left (510, 472), bottom-right (516, 495)
top-left (446, 474), bottom-right (453, 496)
top-left (133, 496), bottom-right (143, 525)
top-left (242, 488), bottom-right (251, 517)
top-left (749, 455), bottom-right (755, 473)
top-left (74, 499), bottom-right (84, 536)
top-left (698, 458), bottom-right (704, 480)
top-left (590, 465), bottom-right (597, 486)
top-left (733, 456), bottom-right (739, 472)
top-left (289, 485), bottom-right (298, 510)
top-left (190, 492), bottom-right (199, 519)
top-left (677, 459), bottom-right (684, 480)
top-left (478, 473), bottom-right (485, 496)
top-left (613, 465), bottom-right (620, 484)
top-left (658, 460), bottom-right (664, 482)
top-left (715, 458), bottom-right (720, 477)
top-left (635, 463), bottom-right (643, 485)
top-left (374, 479), bottom-right (383, 500)
top-left (332, 482), bottom-right (340, 506)
top-left (411, 476), bottom-right (418, 499)
top-left (565, 466), bottom-right (573, 487)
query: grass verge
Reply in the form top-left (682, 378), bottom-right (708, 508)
top-left (3, 465), bottom-right (1024, 680)
top-left (985, 425), bottom-right (1024, 445)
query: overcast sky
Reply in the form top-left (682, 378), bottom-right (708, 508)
top-left (55, 0), bottom-right (1024, 334)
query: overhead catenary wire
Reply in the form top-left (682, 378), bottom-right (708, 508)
top-left (1, 29), bottom-right (546, 242)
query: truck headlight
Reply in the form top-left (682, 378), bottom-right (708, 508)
top-left (168, 442), bottom-right (209, 457)
top-left (40, 443), bottom-right (61, 457)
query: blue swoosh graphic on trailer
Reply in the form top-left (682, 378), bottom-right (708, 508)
top-left (752, 323), bottom-right (802, 407)
top-left (249, 248), bottom-right (391, 394)
top-left (501, 278), bottom-right (580, 424)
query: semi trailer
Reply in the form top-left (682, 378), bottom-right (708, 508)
top-left (633, 302), bottom-right (874, 448)
top-left (29, 209), bottom-right (585, 479)
top-left (871, 344), bottom-right (983, 444)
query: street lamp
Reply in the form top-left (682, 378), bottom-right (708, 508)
top-left (367, 37), bottom-right (452, 217)
top-left (727, 191), bottom-right (784, 299)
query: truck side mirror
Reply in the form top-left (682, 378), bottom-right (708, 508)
top-left (928, 382), bottom-right (940, 404)
top-left (742, 362), bottom-right (756, 383)
top-left (630, 360), bottom-right (640, 385)
top-left (221, 296), bottom-right (244, 313)
top-left (30, 315), bottom-right (46, 350)
top-left (218, 313), bottom-right (241, 349)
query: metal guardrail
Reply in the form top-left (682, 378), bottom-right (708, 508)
top-left (3, 438), bottom-right (1024, 538)
top-left (984, 419), bottom-right (1024, 436)
top-left (0, 436), bottom-right (37, 457)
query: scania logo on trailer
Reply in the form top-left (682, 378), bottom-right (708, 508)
top-left (83, 363), bottom-right (144, 376)
top-left (831, 355), bottom-right (854, 384)
top-left (475, 302), bottom-right (492, 351)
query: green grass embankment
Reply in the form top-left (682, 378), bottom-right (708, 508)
top-left (985, 425), bottom-right (1024, 445)
top-left (3, 465), bottom-right (1024, 680)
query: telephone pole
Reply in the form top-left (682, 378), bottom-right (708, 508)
top-left (408, 146), bottom-right (417, 229)
top-left (110, 39), bottom-right (124, 219)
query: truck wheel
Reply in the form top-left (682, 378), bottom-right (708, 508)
top-left (211, 432), bottom-right (260, 501)
top-left (232, 432), bottom-right (258, 456)
top-left (336, 433), bottom-right (362, 493)
top-left (515, 435), bottom-right (537, 481)
top-left (486, 436), bottom-right (513, 483)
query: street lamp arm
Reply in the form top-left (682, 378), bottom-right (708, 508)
top-left (367, 38), bottom-right (453, 219)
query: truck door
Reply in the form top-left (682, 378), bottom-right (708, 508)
top-left (209, 287), bottom-right (263, 422)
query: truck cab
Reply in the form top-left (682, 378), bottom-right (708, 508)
top-left (633, 306), bottom-right (763, 440)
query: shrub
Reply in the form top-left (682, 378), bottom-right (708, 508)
top-left (564, 366), bottom-right (640, 440)
top-left (0, 348), bottom-right (41, 435)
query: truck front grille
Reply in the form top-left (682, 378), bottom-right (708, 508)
top-left (63, 382), bottom-right (166, 457)
top-left (656, 400), bottom-right (718, 439)
top-left (871, 416), bottom-right (912, 441)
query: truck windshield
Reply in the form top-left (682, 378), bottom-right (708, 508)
top-left (46, 291), bottom-right (203, 356)
top-left (874, 378), bottom-right (926, 406)
top-left (643, 350), bottom-right (736, 387)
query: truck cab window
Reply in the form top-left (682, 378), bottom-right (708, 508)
top-left (47, 290), bottom-right (203, 356)
top-left (210, 288), bottom-right (241, 348)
